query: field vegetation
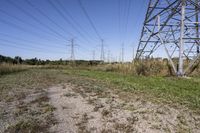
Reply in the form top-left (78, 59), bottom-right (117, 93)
top-left (0, 63), bottom-right (29, 75)
top-left (0, 69), bottom-right (68, 132)
top-left (64, 69), bottom-right (200, 110)
top-left (1, 55), bottom-right (200, 132)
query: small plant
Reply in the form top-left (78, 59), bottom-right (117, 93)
top-left (64, 92), bottom-right (76, 97)
top-left (5, 118), bottom-right (41, 133)
top-left (101, 109), bottom-right (110, 116)
top-left (62, 84), bottom-right (66, 89)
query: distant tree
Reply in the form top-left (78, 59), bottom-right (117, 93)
top-left (0, 55), bottom-right (15, 64)
top-left (59, 58), bottom-right (63, 65)
top-left (46, 59), bottom-right (50, 64)
top-left (14, 56), bottom-right (22, 64)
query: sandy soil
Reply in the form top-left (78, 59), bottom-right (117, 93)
top-left (48, 84), bottom-right (200, 133)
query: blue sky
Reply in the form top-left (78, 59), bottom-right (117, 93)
top-left (0, 0), bottom-right (148, 61)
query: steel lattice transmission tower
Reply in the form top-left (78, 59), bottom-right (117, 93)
top-left (100, 39), bottom-right (105, 61)
top-left (69, 38), bottom-right (75, 62)
top-left (136, 0), bottom-right (200, 76)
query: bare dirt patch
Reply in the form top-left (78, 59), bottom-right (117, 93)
top-left (49, 85), bottom-right (103, 133)
top-left (48, 83), bottom-right (200, 133)
top-left (0, 69), bottom-right (62, 133)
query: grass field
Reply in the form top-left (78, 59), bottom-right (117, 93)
top-left (0, 67), bottom-right (200, 132)
top-left (64, 69), bottom-right (200, 110)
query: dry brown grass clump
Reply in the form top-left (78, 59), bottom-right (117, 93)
top-left (92, 59), bottom-right (173, 76)
top-left (0, 63), bottom-right (28, 75)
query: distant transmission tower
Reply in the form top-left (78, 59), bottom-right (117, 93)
top-left (107, 50), bottom-right (110, 63)
top-left (136, 0), bottom-right (200, 76)
top-left (92, 50), bottom-right (95, 60)
top-left (69, 38), bottom-right (75, 62)
top-left (121, 43), bottom-right (124, 63)
top-left (100, 39), bottom-right (105, 61)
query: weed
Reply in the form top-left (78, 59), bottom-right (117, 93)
top-left (64, 92), bottom-right (76, 97)
top-left (101, 109), bottom-right (110, 117)
top-left (126, 116), bottom-right (138, 124)
top-left (114, 122), bottom-right (135, 132)
top-left (76, 113), bottom-right (90, 133)
top-left (62, 84), bottom-right (66, 89)
top-left (5, 117), bottom-right (42, 133)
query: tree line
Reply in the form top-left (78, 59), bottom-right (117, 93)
top-left (0, 55), bottom-right (102, 66)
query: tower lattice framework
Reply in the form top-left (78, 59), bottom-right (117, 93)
top-left (136, 0), bottom-right (200, 76)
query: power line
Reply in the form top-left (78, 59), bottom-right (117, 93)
top-left (118, 0), bottom-right (132, 44)
top-left (0, 18), bottom-right (68, 45)
top-left (24, 0), bottom-right (73, 38)
top-left (55, 0), bottom-right (97, 42)
top-left (77, 0), bottom-right (102, 40)
top-left (27, 0), bottom-right (93, 53)
top-left (78, 45), bottom-right (91, 53)
top-left (118, 0), bottom-right (122, 43)
top-left (129, 0), bottom-right (146, 51)
top-left (120, 0), bottom-right (127, 38)
top-left (47, 0), bottom-right (91, 43)
top-left (0, 33), bottom-right (66, 49)
top-left (0, 41), bottom-right (66, 54)
top-left (7, 0), bottom-right (68, 41)
top-left (0, 8), bottom-right (65, 42)
top-left (75, 42), bottom-right (94, 60)
top-left (25, 0), bottom-right (94, 47)
top-left (46, 0), bottom-right (95, 54)
top-left (123, 0), bottom-right (131, 42)
top-left (0, 35), bottom-right (66, 50)
top-left (0, 38), bottom-right (66, 54)
top-left (0, 38), bottom-right (48, 51)
top-left (0, 18), bottom-right (46, 39)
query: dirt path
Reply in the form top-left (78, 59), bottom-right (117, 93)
top-left (48, 84), bottom-right (200, 133)
top-left (48, 85), bottom-right (103, 133)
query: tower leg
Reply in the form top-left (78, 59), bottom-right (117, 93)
top-left (178, 0), bottom-right (185, 76)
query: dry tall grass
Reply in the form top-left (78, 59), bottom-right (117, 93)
top-left (92, 59), bottom-right (173, 76)
top-left (1, 59), bottom-right (199, 77)
top-left (0, 63), bottom-right (28, 75)
top-left (93, 58), bottom-right (200, 77)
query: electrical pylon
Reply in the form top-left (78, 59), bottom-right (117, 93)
top-left (121, 43), bottom-right (124, 63)
top-left (136, 0), bottom-right (200, 76)
top-left (92, 50), bottom-right (95, 60)
top-left (107, 50), bottom-right (110, 63)
top-left (69, 38), bottom-right (75, 62)
top-left (100, 39), bottom-right (105, 61)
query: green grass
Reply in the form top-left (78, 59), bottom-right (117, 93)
top-left (64, 69), bottom-right (200, 110)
